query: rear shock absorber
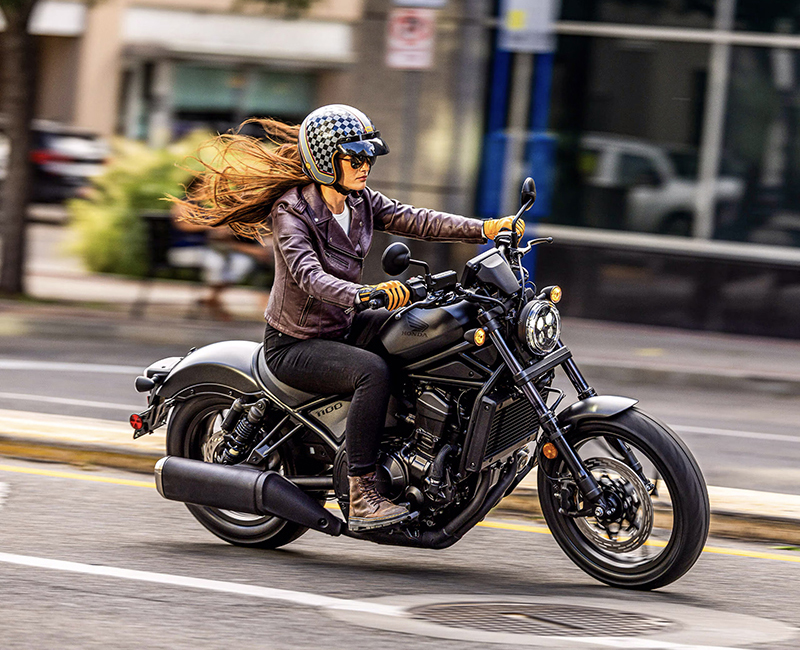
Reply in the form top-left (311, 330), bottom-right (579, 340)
top-left (219, 399), bottom-right (268, 465)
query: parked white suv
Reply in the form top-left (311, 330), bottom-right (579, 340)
top-left (579, 133), bottom-right (744, 235)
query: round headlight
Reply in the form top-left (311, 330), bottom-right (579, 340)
top-left (519, 300), bottom-right (561, 354)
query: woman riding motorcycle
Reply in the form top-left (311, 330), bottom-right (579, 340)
top-left (174, 104), bottom-right (522, 531)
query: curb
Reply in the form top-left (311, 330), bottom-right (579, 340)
top-left (494, 488), bottom-right (800, 547)
top-left (578, 361), bottom-right (800, 397)
top-left (3, 432), bottom-right (800, 547)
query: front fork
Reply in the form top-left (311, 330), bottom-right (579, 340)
top-left (481, 318), bottom-right (610, 512)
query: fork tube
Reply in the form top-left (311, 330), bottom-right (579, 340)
top-left (557, 341), bottom-right (597, 400)
top-left (483, 323), bottom-right (604, 505)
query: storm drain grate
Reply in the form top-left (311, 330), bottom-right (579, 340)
top-left (409, 602), bottom-right (675, 637)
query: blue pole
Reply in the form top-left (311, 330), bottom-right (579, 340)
top-left (530, 52), bottom-right (554, 130)
top-left (522, 52), bottom-right (556, 283)
top-left (477, 47), bottom-right (513, 217)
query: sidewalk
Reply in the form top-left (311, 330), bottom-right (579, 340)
top-left (1, 221), bottom-right (800, 544)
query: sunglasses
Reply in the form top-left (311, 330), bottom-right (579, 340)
top-left (342, 154), bottom-right (376, 170)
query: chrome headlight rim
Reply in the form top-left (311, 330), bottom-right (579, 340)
top-left (519, 300), bottom-right (561, 354)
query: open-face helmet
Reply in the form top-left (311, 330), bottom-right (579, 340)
top-left (298, 104), bottom-right (389, 188)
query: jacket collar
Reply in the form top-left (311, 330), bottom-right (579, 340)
top-left (301, 183), bottom-right (366, 254)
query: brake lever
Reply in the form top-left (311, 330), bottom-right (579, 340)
top-left (517, 237), bottom-right (553, 255)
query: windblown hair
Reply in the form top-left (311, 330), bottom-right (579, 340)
top-left (169, 118), bottom-right (309, 241)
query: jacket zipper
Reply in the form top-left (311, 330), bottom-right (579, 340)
top-left (325, 250), bottom-right (349, 267)
top-left (299, 296), bottom-right (314, 327)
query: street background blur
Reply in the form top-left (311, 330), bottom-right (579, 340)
top-left (2, 0), bottom-right (800, 335)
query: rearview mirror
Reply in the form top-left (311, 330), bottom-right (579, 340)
top-left (381, 242), bottom-right (411, 276)
top-left (521, 177), bottom-right (537, 210)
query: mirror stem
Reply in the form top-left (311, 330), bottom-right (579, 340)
top-left (410, 258), bottom-right (432, 286)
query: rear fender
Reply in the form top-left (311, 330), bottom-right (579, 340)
top-left (157, 340), bottom-right (261, 399)
top-left (556, 395), bottom-right (638, 429)
top-left (135, 341), bottom-right (261, 436)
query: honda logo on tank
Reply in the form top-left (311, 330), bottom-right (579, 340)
top-left (386, 8), bottom-right (437, 70)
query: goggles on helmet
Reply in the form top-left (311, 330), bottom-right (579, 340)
top-left (342, 154), bottom-right (376, 170)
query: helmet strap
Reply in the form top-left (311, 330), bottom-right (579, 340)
top-left (332, 158), bottom-right (360, 197)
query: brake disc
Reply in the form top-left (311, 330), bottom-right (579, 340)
top-left (574, 456), bottom-right (654, 553)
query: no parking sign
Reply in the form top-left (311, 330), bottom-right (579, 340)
top-left (386, 8), bottom-right (437, 70)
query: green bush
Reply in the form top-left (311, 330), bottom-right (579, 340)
top-left (67, 132), bottom-right (209, 277)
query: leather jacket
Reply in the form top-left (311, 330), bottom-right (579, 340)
top-left (264, 183), bottom-right (486, 339)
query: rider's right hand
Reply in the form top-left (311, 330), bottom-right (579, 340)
top-left (355, 280), bottom-right (411, 311)
top-left (483, 216), bottom-right (525, 240)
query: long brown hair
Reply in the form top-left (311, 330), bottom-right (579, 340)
top-left (169, 118), bottom-right (309, 241)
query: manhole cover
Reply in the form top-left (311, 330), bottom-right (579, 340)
top-left (410, 602), bottom-right (674, 637)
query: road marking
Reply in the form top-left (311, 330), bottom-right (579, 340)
top-left (672, 424), bottom-right (800, 444)
top-left (0, 464), bottom-right (154, 488)
top-left (0, 552), bottom-right (759, 649)
top-left (2, 464), bottom-right (800, 566)
top-left (0, 359), bottom-right (142, 374)
top-left (0, 392), bottom-right (141, 411)
top-left (0, 552), bottom-right (404, 617)
top-left (0, 482), bottom-right (7, 510)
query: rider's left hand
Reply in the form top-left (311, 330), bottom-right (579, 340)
top-left (483, 216), bottom-right (525, 240)
top-left (355, 280), bottom-right (411, 311)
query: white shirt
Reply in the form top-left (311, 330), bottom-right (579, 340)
top-left (332, 203), bottom-right (351, 237)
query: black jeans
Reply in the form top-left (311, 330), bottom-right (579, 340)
top-left (263, 310), bottom-right (391, 477)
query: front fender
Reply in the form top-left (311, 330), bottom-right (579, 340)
top-left (556, 395), bottom-right (638, 428)
top-left (157, 340), bottom-right (262, 400)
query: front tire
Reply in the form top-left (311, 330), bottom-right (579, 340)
top-left (538, 408), bottom-right (709, 590)
top-left (166, 394), bottom-right (313, 549)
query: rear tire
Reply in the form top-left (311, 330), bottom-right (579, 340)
top-left (538, 408), bottom-right (709, 590)
top-left (167, 394), bottom-right (313, 549)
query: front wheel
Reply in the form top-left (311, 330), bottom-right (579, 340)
top-left (538, 408), bottom-right (709, 590)
top-left (166, 394), bottom-right (315, 549)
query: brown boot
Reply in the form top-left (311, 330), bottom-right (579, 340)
top-left (348, 472), bottom-right (411, 532)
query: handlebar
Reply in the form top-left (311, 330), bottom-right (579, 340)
top-left (353, 270), bottom-right (459, 313)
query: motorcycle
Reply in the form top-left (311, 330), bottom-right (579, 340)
top-left (130, 178), bottom-right (709, 590)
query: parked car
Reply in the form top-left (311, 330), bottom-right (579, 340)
top-left (578, 133), bottom-right (744, 235)
top-left (0, 119), bottom-right (109, 203)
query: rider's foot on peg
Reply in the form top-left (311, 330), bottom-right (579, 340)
top-left (348, 472), bottom-right (413, 532)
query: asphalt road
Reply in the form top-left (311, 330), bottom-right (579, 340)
top-left (0, 457), bottom-right (798, 649)
top-left (1, 333), bottom-right (799, 494)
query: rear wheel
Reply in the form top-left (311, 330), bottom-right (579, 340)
top-left (167, 394), bottom-right (313, 549)
top-left (538, 408), bottom-right (709, 590)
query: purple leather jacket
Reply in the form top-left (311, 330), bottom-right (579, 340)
top-left (264, 183), bottom-right (486, 339)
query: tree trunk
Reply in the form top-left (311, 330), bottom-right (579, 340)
top-left (0, 0), bottom-right (37, 296)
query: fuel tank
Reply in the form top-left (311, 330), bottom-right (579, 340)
top-left (380, 301), bottom-right (478, 361)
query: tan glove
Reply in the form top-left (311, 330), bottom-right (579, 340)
top-left (483, 216), bottom-right (525, 240)
top-left (355, 280), bottom-right (411, 311)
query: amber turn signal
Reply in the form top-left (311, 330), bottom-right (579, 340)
top-left (542, 442), bottom-right (558, 459)
top-left (549, 286), bottom-right (562, 303)
top-left (129, 414), bottom-right (143, 430)
top-left (474, 328), bottom-right (486, 346)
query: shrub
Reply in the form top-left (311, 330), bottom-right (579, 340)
top-left (67, 132), bottom-right (209, 277)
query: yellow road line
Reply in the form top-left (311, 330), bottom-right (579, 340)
top-left (0, 464), bottom-right (155, 489)
top-left (2, 463), bottom-right (800, 564)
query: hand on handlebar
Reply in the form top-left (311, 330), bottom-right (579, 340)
top-left (483, 216), bottom-right (525, 241)
top-left (354, 280), bottom-right (411, 312)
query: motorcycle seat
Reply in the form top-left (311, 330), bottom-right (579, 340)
top-left (253, 344), bottom-right (320, 408)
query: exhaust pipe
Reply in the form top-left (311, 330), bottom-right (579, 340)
top-left (155, 456), bottom-right (342, 536)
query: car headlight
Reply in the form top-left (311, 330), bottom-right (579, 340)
top-left (518, 300), bottom-right (561, 354)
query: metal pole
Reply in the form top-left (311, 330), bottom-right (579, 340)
top-left (694, 0), bottom-right (736, 239)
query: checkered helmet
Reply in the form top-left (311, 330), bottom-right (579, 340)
top-left (298, 104), bottom-right (389, 185)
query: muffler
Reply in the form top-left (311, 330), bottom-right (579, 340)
top-left (154, 456), bottom-right (342, 536)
